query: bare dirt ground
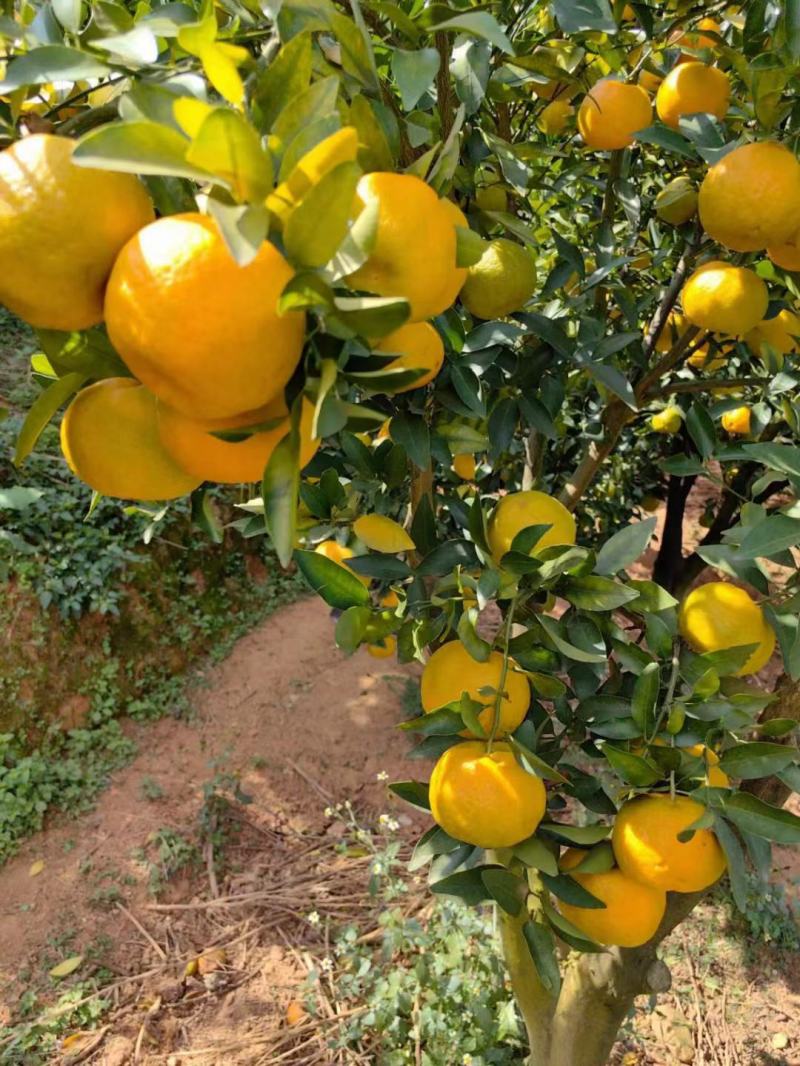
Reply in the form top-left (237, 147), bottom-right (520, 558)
top-left (0, 578), bottom-right (798, 1063)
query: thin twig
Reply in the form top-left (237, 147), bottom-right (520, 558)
top-left (116, 902), bottom-right (168, 960)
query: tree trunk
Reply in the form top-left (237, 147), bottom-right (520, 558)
top-left (500, 891), bottom-right (704, 1066)
top-left (652, 472), bottom-right (696, 591)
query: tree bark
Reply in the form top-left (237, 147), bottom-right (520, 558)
top-left (500, 891), bottom-right (705, 1066)
top-left (652, 472), bottom-right (696, 591)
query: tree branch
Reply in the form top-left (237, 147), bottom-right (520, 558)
top-left (435, 32), bottom-right (455, 141)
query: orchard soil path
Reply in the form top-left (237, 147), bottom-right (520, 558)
top-left (0, 492), bottom-right (799, 1063)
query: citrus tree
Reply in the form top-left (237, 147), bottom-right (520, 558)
top-left (2, 0), bottom-right (800, 1062)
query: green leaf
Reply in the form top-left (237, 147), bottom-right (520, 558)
top-left (15, 373), bottom-right (87, 466)
top-left (416, 539), bottom-right (479, 577)
top-left (94, 25), bottom-right (159, 64)
top-left (187, 110), bottom-right (273, 202)
top-left (49, 955), bottom-right (83, 979)
top-left (389, 780), bottom-right (431, 811)
top-left (717, 742), bottom-right (796, 780)
top-left (782, 0), bottom-right (800, 57)
top-left (541, 897), bottom-right (604, 951)
top-left (594, 517), bottom-right (656, 576)
top-left (428, 11), bottom-right (513, 52)
top-left (330, 296), bottom-right (410, 339)
top-left (563, 575), bottom-right (639, 611)
top-left (631, 661), bottom-right (660, 735)
top-left (205, 200), bottom-right (269, 267)
top-left (551, 0), bottom-right (615, 33)
top-left (399, 706), bottom-right (464, 735)
top-left (713, 819), bottom-right (748, 911)
top-left (628, 579), bottom-right (678, 613)
top-left (335, 605), bottom-right (371, 653)
top-left (507, 736), bottom-right (569, 784)
top-left (191, 488), bottom-right (223, 544)
top-left (540, 871), bottom-right (606, 909)
top-left (285, 161), bottom-right (362, 269)
top-left (634, 124), bottom-right (698, 159)
top-left (294, 548), bottom-right (370, 609)
top-left (522, 921), bottom-right (561, 995)
top-left (716, 792), bottom-right (800, 843)
top-left (481, 868), bottom-right (526, 916)
top-left (430, 866), bottom-right (489, 904)
top-left (601, 744), bottom-right (662, 786)
top-left (272, 75), bottom-right (339, 150)
top-left (263, 407), bottom-right (300, 568)
top-left (737, 514), bottom-right (800, 559)
top-left (686, 403), bottom-right (717, 459)
top-left (389, 412), bottom-right (430, 471)
top-left (538, 616), bottom-right (606, 663)
top-left (251, 32), bottom-right (312, 131)
top-left (539, 823), bottom-right (611, 846)
top-left (409, 825), bottom-right (461, 871)
top-left (456, 225), bottom-right (486, 268)
top-left (52, 0), bottom-right (82, 32)
top-left (741, 442), bottom-right (800, 479)
top-left (0, 46), bottom-right (108, 91)
top-left (74, 121), bottom-right (212, 182)
top-left (392, 47), bottom-right (439, 110)
top-left (567, 842), bottom-right (615, 873)
top-left (512, 835), bottom-right (559, 875)
top-left (450, 36), bottom-right (491, 115)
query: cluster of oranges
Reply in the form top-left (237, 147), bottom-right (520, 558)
top-left (0, 130), bottom-right (539, 501)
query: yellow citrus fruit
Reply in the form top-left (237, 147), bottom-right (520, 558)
top-left (61, 379), bottom-right (201, 501)
top-left (453, 453), bottom-right (477, 480)
top-left (682, 260), bottom-right (768, 335)
top-left (380, 589), bottom-right (400, 608)
top-left (266, 126), bottom-right (358, 223)
top-left (720, 405), bottom-right (752, 436)
top-left (612, 794), bottom-right (726, 892)
top-left (367, 636), bottom-right (396, 659)
top-left (671, 17), bottom-right (722, 50)
top-left (0, 134), bottom-right (154, 330)
top-left (314, 540), bottom-right (371, 587)
top-left (746, 309), bottom-right (800, 365)
top-left (421, 641), bottom-right (530, 738)
top-left (684, 744), bottom-right (730, 788)
top-left (346, 173), bottom-right (462, 322)
top-left (157, 396), bottom-right (318, 484)
top-left (655, 176), bottom-right (698, 225)
top-left (678, 581), bottom-right (776, 675)
top-left (105, 213), bottom-right (304, 422)
top-left (767, 234), bottom-right (800, 271)
top-left (650, 406), bottom-right (682, 434)
top-left (429, 741), bottom-right (546, 849)
top-left (577, 79), bottom-right (652, 151)
top-left (686, 346), bottom-right (724, 371)
top-left (353, 514), bottom-right (415, 553)
top-left (488, 490), bottom-right (577, 561)
top-left (475, 184), bottom-right (508, 213)
top-left (460, 239), bottom-right (537, 320)
top-left (641, 494), bottom-right (662, 512)
top-left (698, 141), bottom-right (800, 252)
top-left (654, 310), bottom-right (689, 353)
top-left (639, 68), bottom-right (663, 93)
top-left (655, 63), bottom-right (730, 129)
top-left (558, 848), bottom-right (666, 947)
top-left (538, 100), bottom-right (574, 135)
top-left (374, 322), bottom-right (445, 392)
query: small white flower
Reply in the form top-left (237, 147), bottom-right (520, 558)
top-left (324, 806), bottom-right (334, 818)
top-left (307, 911), bottom-right (321, 926)
top-left (371, 861), bottom-right (383, 875)
top-left (462, 1055), bottom-right (474, 1065)
top-left (378, 814), bottom-right (399, 832)
top-left (344, 799), bottom-right (352, 810)
top-left (320, 956), bottom-right (333, 972)
top-left (376, 770), bottom-right (389, 782)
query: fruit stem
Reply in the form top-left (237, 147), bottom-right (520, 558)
top-left (487, 595), bottom-right (518, 753)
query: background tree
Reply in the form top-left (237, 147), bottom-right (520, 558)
top-left (2, 0), bottom-right (800, 1063)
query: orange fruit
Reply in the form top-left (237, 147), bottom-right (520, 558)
top-left (421, 641), bottom-right (530, 738)
top-left (61, 379), bottom-right (200, 501)
top-left (612, 794), bottom-right (726, 892)
top-left (158, 397), bottom-right (319, 484)
top-left (453, 453), bottom-right (477, 480)
top-left (656, 63), bottom-right (730, 129)
top-left (266, 126), bottom-right (358, 223)
top-left (0, 133), bottom-right (154, 330)
top-left (670, 17), bottom-right (722, 51)
top-left (374, 322), bottom-right (445, 392)
top-left (682, 261), bottom-right (768, 335)
top-left (429, 740), bottom-right (546, 848)
top-left (346, 173), bottom-right (463, 322)
top-left (105, 213), bottom-right (305, 421)
top-left (578, 79), bottom-right (652, 150)
top-left (558, 848), bottom-right (666, 947)
top-left (767, 235), bottom-right (800, 271)
top-left (314, 540), bottom-right (371, 587)
top-left (487, 490), bottom-right (576, 561)
top-left (538, 100), bottom-right (574, 135)
top-left (720, 405), bottom-right (752, 436)
top-left (678, 581), bottom-right (775, 675)
top-left (698, 141), bottom-right (800, 252)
